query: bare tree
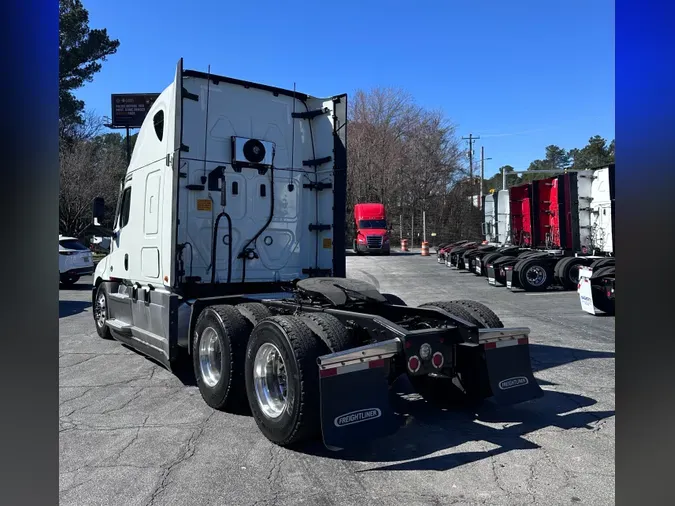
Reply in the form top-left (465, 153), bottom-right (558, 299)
top-left (346, 87), bottom-right (472, 245)
top-left (59, 132), bottom-right (126, 237)
top-left (59, 109), bottom-right (105, 146)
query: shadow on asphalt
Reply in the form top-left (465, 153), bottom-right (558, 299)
top-left (59, 282), bottom-right (93, 292)
top-left (297, 343), bottom-right (615, 469)
top-left (111, 323), bottom-right (615, 471)
top-left (350, 390), bottom-right (613, 472)
top-left (59, 300), bottom-right (91, 318)
top-left (529, 344), bottom-right (614, 376)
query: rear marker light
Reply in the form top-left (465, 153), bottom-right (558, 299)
top-left (419, 343), bottom-right (432, 360)
top-left (431, 352), bottom-right (444, 369)
top-left (319, 368), bottom-right (337, 378)
top-left (408, 356), bottom-right (421, 373)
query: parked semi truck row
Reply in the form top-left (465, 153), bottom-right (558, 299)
top-left (433, 166), bottom-right (615, 314)
top-left (500, 167), bottom-right (614, 292)
top-left (435, 188), bottom-right (512, 272)
top-left (89, 59), bottom-right (544, 451)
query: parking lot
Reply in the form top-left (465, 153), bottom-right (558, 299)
top-left (60, 252), bottom-right (615, 506)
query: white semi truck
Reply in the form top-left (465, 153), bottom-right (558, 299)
top-left (90, 59), bottom-right (543, 450)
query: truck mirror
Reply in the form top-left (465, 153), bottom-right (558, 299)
top-left (92, 197), bottom-right (105, 226)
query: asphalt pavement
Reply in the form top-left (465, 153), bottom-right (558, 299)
top-left (60, 251), bottom-right (615, 505)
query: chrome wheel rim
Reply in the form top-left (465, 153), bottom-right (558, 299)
top-left (199, 327), bottom-right (222, 387)
top-left (526, 265), bottom-right (547, 286)
top-left (94, 292), bottom-right (107, 328)
top-left (253, 343), bottom-right (288, 419)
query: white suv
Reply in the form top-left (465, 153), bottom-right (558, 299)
top-left (59, 235), bottom-right (95, 287)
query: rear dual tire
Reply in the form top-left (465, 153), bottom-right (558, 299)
top-left (245, 315), bottom-right (334, 446)
top-left (193, 302), bottom-right (273, 410)
top-left (193, 305), bottom-right (252, 411)
top-left (192, 303), bottom-right (355, 447)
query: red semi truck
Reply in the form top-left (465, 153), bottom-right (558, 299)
top-left (352, 203), bottom-right (391, 255)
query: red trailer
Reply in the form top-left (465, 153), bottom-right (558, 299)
top-left (533, 177), bottom-right (563, 249)
top-left (509, 184), bottom-right (534, 247)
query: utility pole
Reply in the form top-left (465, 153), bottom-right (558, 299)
top-left (125, 126), bottom-right (131, 164)
top-left (423, 210), bottom-right (426, 243)
top-left (479, 146), bottom-right (492, 210)
top-left (462, 133), bottom-right (480, 207)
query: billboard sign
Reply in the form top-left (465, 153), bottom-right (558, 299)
top-left (110, 93), bottom-right (160, 128)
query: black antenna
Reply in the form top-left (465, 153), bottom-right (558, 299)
top-left (289, 82), bottom-right (296, 192)
top-left (201, 64), bottom-right (212, 184)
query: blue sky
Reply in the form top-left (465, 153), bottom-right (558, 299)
top-left (77, 0), bottom-right (614, 179)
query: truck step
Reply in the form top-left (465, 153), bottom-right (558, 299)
top-left (108, 292), bottom-right (130, 301)
top-left (106, 319), bottom-right (133, 335)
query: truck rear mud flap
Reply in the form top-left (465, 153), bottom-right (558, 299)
top-left (482, 336), bottom-right (543, 404)
top-left (461, 329), bottom-right (544, 406)
top-left (505, 266), bottom-right (517, 290)
top-left (487, 265), bottom-right (500, 286)
top-left (317, 341), bottom-right (401, 450)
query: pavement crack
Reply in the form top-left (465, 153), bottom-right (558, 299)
top-left (109, 414), bottom-right (149, 464)
top-left (59, 478), bottom-right (90, 497)
top-left (144, 411), bottom-right (214, 506)
top-left (490, 454), bottom-right (508, 494)
top-left (264, 444), bottom-right (291, 506)
top-left (100, 389), bottom-right (144, 415)
top-left (59, 355), bottom-right (98, 369)
top-left (59, 388), bottom-right (93, 406)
